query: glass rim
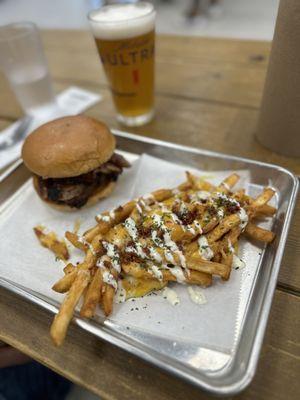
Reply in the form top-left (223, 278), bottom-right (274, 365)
top-left (87, 1), bottom-right (155, 25)
top-left (0, 21), bottom-right (38, 42)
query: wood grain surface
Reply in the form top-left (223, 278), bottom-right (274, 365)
top-left (0, 31), bottom-right (299, 400)
top-left (0, 288), bottom-right (299, 400)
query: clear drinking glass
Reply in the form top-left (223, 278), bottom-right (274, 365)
top-left (88, 2), bottom-right (156, 127)
top-left (0, 22), bottom-right (57, 118)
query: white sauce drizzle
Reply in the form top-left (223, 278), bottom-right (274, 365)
top-left (78, 236), bottom-right (96, 255)
top-left (164, 249), bottom-right (176, 264)
top-left (232, 254), bottom-right (246, 270)
top-left (125, 242), bottom-right (147, 260)
top-left (179, 201), bottom-right (188, 214)
top-left (214, 192), bottom-right (240, 207)
top-left (188, 287), bottom-right (207, 305)
top-left (222, 182), bottom-right (230, 191)
top-left (149, 246), bottom-right (162, 263)
top-left (102, 270), bottom-right (118, 290)
top-left (143, 193), bottom-right (155, 202)
top-left (166, 265), bottom-right (186, 283)
top-left (124, 217), bottom-right (138, 240)
top-left (102, 241), bottom-right (121, 272)
top-left (115, 282), bottom-right (126, 303)
top-left (96, 255), bottom-right (106, 268)
top-left (97, 214), bottom-right (110, 222)
top-left (149, 264), bottom-right (163, 280)
top-left (217, 208), bottom-right (225, 219)
top-left (135, 201), bottom-right (143, 214)
top-left (191, 191), bottom-right (211, 202)
top-left (198, 236), bottom-right (214, 260)
top-left (228, 239), bottom-right (235, 254)
top-left (162, 287), bottom-right (180, 306)
top-left (185, 225), bottom-right (196, 235)
top-left (159, 205), bottom-right (181, 224)
top-left (238, 208), bottom-right (249, 231)
top-left (96, 256), bottom-right (118, 290)
top-left (163, 231), bottom-right (186, 269)
top-left (139, 198), bottom-right (151, 211)
top-left (151, 230), bottom-right (162, 246)
top-left (193, 220), bottom-right (203, 234)
top-left (109, 210), bottom-right (115, 220)
top-left (150, 213), bottom-right (188, 274)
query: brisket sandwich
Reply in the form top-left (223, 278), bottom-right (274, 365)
top-left (21, 115), bottom-right (129, 210)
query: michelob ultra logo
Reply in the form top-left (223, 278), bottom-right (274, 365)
top-left (95, 33), bottom-right (155, 66)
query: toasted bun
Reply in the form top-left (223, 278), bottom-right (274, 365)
top-left (33, 176), bottom-right (115, 212)
top-left (22, 115), bottom-right (116, 178)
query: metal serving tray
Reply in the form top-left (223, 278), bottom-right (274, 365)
top-left (0, 130), bottom-right (298, 396)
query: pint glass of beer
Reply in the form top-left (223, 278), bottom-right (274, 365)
top-left (88, 2), bottom-right (156, 126)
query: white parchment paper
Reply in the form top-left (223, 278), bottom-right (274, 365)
top-left (0, 154), bottom-right (252, 353)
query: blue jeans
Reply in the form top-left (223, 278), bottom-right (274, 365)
top-left (0, 361), bottom-right (71, 400)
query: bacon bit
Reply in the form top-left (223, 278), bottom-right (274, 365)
top-left (206, 206), bottom-right (218, 217)
top-left (34, 225), bottom-right (69, 261)
top-left (143, 247), bottom-right (151, 257)
top-left (121, 252), bottom-right (140, 264)
top-left (137, 225), bottom-right (151, 238)
top-left (227, 204), bottom-right (241, 214)
top-left (103, 260), bottom-right (111, 269)
top-left (180, 210), bottom-right (197, 225)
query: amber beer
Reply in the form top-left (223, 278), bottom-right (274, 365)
top-left (88, 3), bottom-right (156, 126)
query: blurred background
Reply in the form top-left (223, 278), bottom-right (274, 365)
top-left (0, 0), bottom-right (279, 40)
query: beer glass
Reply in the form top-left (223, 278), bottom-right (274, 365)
top-left (88, 2), bottom-right (156, 126)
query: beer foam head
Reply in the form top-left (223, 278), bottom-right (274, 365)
top-left (88, 2), bottom-right (155, 40)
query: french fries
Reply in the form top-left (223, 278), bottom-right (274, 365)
top-left (80, 268), bottom-right (103, 318)
top-left (34, 225), bottom-right (69, 261)
top-left (44, 172), bottom-right (277, 346)
top-left (245, 222), bottom-right (275, 243)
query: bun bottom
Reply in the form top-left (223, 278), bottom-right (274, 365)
top-left (33, 177), bottom-right (115, 212)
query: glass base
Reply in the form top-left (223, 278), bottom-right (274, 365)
top-left (117, 109), bottom-right (154, 127)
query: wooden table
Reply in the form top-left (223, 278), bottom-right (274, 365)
top-left (0, 31), bottom-right (299, 400)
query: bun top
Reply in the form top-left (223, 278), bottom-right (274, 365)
top-left (22, 115), bottom-right (116, 178)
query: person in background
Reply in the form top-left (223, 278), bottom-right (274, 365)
top-left (187, 0), bottom-right (223, 18)
top-left (0, 344), bottom-right (71, 400)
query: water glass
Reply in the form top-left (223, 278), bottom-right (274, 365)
top-left (0, 22), bottom-right (57, 118)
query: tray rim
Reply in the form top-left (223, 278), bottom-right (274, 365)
top-left (0, 130), bottom-right (298, 396)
